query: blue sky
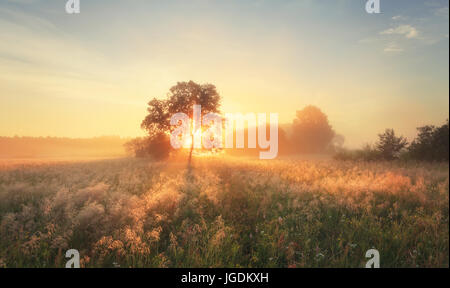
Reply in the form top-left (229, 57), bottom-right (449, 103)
top-left (0, 0), bottom-right (448, 147)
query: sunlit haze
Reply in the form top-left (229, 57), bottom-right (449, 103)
top-left (0, 0), bottom-right (448, 148)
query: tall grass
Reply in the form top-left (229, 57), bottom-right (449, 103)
top-left (0, 157), bottom-right (448, 267)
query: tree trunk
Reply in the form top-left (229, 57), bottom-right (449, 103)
top-left (188, 134), bottom-right (194, 166)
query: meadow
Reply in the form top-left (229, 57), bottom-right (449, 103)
top-left (0, 157), bottom-right (448, 268)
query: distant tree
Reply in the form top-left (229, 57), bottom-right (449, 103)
top-left (290, 106), bottom-right (335, 153)
top-left (124, 137), bottom-right (148, 158)
top-left (407, 125), bottom-right (434, 160)
top-left (124, 134), bottom-right (171, 160)
top-left (408, 120), bottom-right (449, 161)
top-left (433, 120), bottom-right (449, 161)
top-left (146, 133), bottom-right (171, 160)
top-left (376, 129), bottom-right (408, 160)
top-left (141, 81), bottom-right (221, 162)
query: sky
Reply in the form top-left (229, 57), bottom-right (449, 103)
top-left (0, 0), bottom-right (448, 148)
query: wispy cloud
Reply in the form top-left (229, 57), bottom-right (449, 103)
top-left (383, 42), bottom-right (404, 53)
top-left (392, 15), bottom-right (407, 21)
top-left (380, 25), bottom-right (419, 39)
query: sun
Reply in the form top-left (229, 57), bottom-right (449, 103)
top-left (180, 127), bottom-right (225, 157)
top-left (182, 129), bottom-right (203, 149)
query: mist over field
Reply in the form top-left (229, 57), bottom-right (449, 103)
top-left (0, 137), bottom-right (128, 159)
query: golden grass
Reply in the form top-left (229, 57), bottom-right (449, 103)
top-left (0, 156), bottom-right (448, 267)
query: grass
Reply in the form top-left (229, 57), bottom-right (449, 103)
top-left (0, 156), bottom-right (448, 268)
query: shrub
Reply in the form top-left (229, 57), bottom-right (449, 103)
top-left (124, 133), bottom-right (171, 160)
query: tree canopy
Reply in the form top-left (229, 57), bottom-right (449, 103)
top-left (376, 129), bottom-right (408, 160)
top-left (140, 81), bottom-right (221, 160)
top-left (408, 120), bottom-right (449, 161)
top-left (290, 105), bottom-right (335, 153)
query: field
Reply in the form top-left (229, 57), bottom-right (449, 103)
top-left (0, 157), bottom-right (448, 268)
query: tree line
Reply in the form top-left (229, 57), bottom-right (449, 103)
top-left (125, 81), bottom-right (341, 160)
top-left (334, 120), bottom-right (449, 162)
top-left (126, 81), bottom-right (449, 163)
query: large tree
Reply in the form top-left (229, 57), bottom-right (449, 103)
top-left (290, 106), bottom-right (335, 153)
top-left (141, 81), bottom-right (221, 162)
